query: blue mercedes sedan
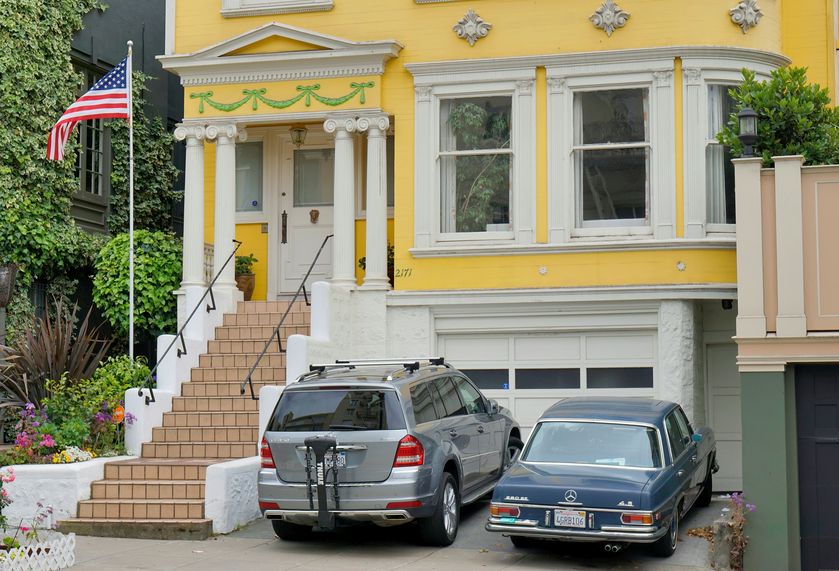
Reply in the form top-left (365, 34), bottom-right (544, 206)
top-left (486, 397), bottom-right (717, 557)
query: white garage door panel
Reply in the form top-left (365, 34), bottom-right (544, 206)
top-left (586, 335), bottom-right (655, 361)
top-left (515, 397), bottom-right (561, 428)
top-left (444, 336), bottom-right (509, 362)
top-left (706, 343), bottom-right (742, 491)
top-left (514, 336), bottom-right (580, 361)
top-left (714, 440), bottom-right (743, 492)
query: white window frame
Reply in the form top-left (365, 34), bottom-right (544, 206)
top-left (235, 127), bottom-right (271, 225)
top-left (682, 58), bottom-right (776, 239)
top-left (548, 59), bottom-right (676, 242)
top-left (221, 0), bottom-right (332, 18)
top-left (411, 68), bottom-right (536, 251)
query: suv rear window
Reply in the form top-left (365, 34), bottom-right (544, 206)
top-left (268, 389), bottom-right (406, 432)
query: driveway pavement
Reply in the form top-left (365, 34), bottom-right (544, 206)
top-left (73, 496), bottom-right (722, 570)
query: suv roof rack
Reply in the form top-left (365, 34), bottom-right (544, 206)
top-left (301, 357), bottom-right (448, 380)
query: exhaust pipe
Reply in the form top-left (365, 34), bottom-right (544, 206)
top-left (604, 543), bottom-right (623, 553)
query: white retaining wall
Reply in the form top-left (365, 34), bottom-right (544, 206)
top-left (204, 456), bottom-right (261, 534)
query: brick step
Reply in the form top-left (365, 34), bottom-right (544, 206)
top-left (151, 426), bottom-right (257, 444)
top-left (142, 441), bottom-right (253, 459)
top-left (104, 459), bottom-right (218, 481)
top-left (214, 323), bottom-right (310, 342)
top-left (199, 352), bottom-right (286, 369)
top-left (58, 518), bottom-right (212, 540)
top-left (78, 499), bottom-right (204, 520)
top-left (162, 411), bottom-right (259, 428)
top-left (190, 366), bottom-right (285, 383)
top-left (181, 380), bottom-right (275, 398)
top-left (171, 395), bottom-right (260, 413)
top-left (223, 312), bottom-right (310, 327)
top-left (237, 300), bottom-right (309, 313)
top-left (91, 480), bottom-right (205, 501)
top-left (208, 337), bottom-right (307, 355)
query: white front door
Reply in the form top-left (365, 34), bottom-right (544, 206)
top-left (706, 343), bottom-right (742, 491)
top-left (278, 134), bottom-right (335, 294)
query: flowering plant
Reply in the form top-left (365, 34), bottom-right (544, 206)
top-left (723, 492), bottom-right (756, 570)
top-left (5, 404), bottom-right (57, 464)
top-left (1, 503), bottom-right (55, 549)
top-left (51, 446), bottom-right (96, 464)
top-left (0, 468), bottom-right (15, 530)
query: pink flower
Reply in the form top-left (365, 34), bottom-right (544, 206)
top-left (39, 434), bottom-right (56, 448)
top-left (19, 526), bottom-right (29, 533)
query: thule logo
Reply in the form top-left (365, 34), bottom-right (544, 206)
top-left (316, 461), bottom-right (325, 485)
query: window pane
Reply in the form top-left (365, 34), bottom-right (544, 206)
top-left (432, 377), bottom-right (466, 417)
top-left (516, 369), bottom-right (580, 389)
top-left (665, 413), bottom-right (687, 458)
top-left (236, 142), bottom-right (263, 212)
top-left (440, 96), bottom-right (511, 152)
top-left (708, 84), bottom-right (735, 139)
top-left (294, 148), bottom-right (334, 207)
top-left (267, 390), bottom-right (406, 432)
top-left (410, 383), bottom-right (438, 425)
top-left (706, 144), bottom-right (736, 224)
top-left (461, 369), bottom-right (509, 390)
top-left (440, 154), bottom-right (511, 233)
top-left (577, 148), bottom-right (648, 223)
top-left (577, 89), bottom-right (648, 145)
top-left (586, 367), bottom-right (653, 389)
top-left (453, 377), bottom-right (486, 415)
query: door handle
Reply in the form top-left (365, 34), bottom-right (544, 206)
top-left (677, 470), bottom-right (685, 478)
top-left (281, 210), bottom-right (288, 244)
top-left (691, 455), bottom-right (698, 464)
top-left (477, 426), bottom-right (485, 433)
top-left (449, 429), bottom-right (458, 437)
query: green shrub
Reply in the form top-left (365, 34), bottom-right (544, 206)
top-left (93, 230), bottom-right (182, 338)
top-left (53, 417), bottom-right (89, 449)
top-left (235, 254), bottom-right (258, 275)
top-left (717, 66), bottom-right (839, 166)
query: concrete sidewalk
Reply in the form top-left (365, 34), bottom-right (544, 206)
top-left (73, 497), bottom-right (721, 570)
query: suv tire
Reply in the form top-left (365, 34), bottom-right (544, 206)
top-left (419, 472), bottom-right (459, 546)
top-left (272, 520), bottom-right (313, 541)
top-left (503, 436), bottom-right (524, 471)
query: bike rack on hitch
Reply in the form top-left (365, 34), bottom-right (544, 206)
top-left (304, 435), bottom-right (341, 531)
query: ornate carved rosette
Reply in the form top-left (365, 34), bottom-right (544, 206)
top-left (590, 0), bottom-right (630, 37)
top-left (453, 9), bottom-right (492, 46)
top-left (730, 0), bottom-right (762, 34)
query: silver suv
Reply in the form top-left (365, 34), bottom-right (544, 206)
top-left (258, 358), bottom-right (521, 546)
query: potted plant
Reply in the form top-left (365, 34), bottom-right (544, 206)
top-left (357, 243), bottom-right (395, 287)
top-left (235, 254), bottom-right (258, 301)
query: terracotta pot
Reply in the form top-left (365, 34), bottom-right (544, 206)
top-left (0, 264), bottom-right (17, 308)
top-left (235, 273), bottom-right (255, 301)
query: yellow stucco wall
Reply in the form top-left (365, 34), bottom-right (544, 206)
top-left (179, 0), bottom-right (834, 297)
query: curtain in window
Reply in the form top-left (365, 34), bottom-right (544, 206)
top-left (706, 85), bottom-right (730, 224)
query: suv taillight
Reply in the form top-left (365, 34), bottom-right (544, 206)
top-left (393, 435), bottom-right (424, 467)
top-left (260, 436), bottom-right (275, 469)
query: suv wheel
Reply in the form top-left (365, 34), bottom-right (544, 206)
top-left (271, 519), bottom-right (312, 541)
top-left (504, 436), bottom-right (524, 471)
top-left (419, 473), bottom-right (459, 546)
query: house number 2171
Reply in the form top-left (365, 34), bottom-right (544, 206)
top-left (395, 268), bottom-right (413, 278)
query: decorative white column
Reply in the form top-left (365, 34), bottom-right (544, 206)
top-left (324, 116), bottom-right (357, 288)
top-left (357, 115), bottom-right (390, 290)
top-left (173, 124), bottom-right (206, 339)
top-left (733, 157), bottom-right (767, 338)
top-left (773, 155), bottom-right (807, 337)
top-left (206, 123), bottom-right (246, 315)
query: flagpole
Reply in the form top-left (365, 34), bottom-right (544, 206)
top-left (127, 40), bottom-right (135, 361)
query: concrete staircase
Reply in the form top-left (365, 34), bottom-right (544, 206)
top-left (59, 300), bottom-right (310, 539)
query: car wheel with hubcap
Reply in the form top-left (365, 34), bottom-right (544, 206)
top-left (419, 472), bottom-right (460, 546)
top-left (651, 505), bottom-right (679, 557)
top-left (272, 520), bottom-right (312, 541)
top-left (503, 436), bottom-right (524, 471)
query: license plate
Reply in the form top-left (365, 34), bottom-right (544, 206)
top-left (554, 509), bottom-right (586, 528)
top-left (324, 451), bottom-right (346, 469)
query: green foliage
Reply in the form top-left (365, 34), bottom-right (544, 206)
top-left (447, 102), bottom-right (511, 232)
top-left (0, 0), bottom-right (102, 281)
top-left (108, 72), bottom-right (180, 234)
top-left (52, 417), bottom-right (89, 449)
top-left (235, 253), bottom-right (258, 275)
top-left (93, 230), bottom-right (182, 338)
top-left (717, 67), bottom-right (839, 166)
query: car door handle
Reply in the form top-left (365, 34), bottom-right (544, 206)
top-left (477, 426), bottom-right (485, 433)
top-left (677, 470), bottom-right (685, 478)
top-left (449, 429), bottom-right (458, 437)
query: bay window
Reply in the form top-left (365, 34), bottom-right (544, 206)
top-left (706, 85), bottom-right (736, 225)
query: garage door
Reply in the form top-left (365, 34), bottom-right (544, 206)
top-left (439, 332), bottom-right (656, 434)
top-left (706, 343), bottom-right (742, 491)
top-left (797, 365), bottom-right (839, 571)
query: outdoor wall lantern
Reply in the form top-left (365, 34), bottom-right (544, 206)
top-left (290, 125), bottom-right (308, 148)
top-left (737, 107), bottom-right (758, 157)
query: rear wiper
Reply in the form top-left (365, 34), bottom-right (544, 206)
top-left (329, 424), bottom-right (369, 431)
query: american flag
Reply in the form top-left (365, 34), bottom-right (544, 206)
top-left (46, 57), bottom-right (130, 161)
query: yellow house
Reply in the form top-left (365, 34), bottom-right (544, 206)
top-left (154, 0), bottom-right (835, 514)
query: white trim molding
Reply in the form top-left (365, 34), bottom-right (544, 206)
top-left (165, 0), bottom-right (176, 55)
top-left (221, 0), bottom-right (333, 18)
top-left (408, 64), bottom-right (537, 252)
top-left (158, 22), bottom-right (402, 86)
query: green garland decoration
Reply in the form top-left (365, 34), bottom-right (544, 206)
top-left (190, 81), bottom-right (374, 114)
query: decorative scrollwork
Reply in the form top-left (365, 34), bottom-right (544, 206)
top-left (730, 0), bottom-right (762, 34)
top-left (453, 9), bottom-right (492, 46)
top-left (590, 0), bottom-right (630, 37)
top-left (189, 81), bottom-right (375, 114)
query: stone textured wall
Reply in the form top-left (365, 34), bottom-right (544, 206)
top-left (658, 300), bottom-right (703, 422)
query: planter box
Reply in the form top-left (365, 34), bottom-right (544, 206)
top-left (0, 532), bottom-right (75, 571)
top-left (3, 457), bottom-right (135, 523)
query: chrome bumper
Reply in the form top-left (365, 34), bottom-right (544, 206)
top-left (485, 517), bottom-right (668, 544)
top-left (265, 509), bottom-right (413, 526)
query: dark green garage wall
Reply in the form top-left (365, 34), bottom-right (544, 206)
top-left (741, 369), bottom-right (800, 571)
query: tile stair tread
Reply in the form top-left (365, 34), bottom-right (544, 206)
top-left (93, 479), bottom-right (206, 485)
top-left (61, 518), bottom-right (211, 523)
top-left (79, 499), bottom-right (204, 505)
top-left (106, 459), bottom-right (225, 466)
top-left (146, 440), bottom-right (256, 445)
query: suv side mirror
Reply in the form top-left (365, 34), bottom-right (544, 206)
top-left (488, 399), bottom-right (500, 415)
top-left (691, 433), bottom-right (702, 443)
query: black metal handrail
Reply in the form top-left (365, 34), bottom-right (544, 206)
top-left (240, 234), bottom-right (333, 400)
top-left (138, 239), bottom-right (242, 405)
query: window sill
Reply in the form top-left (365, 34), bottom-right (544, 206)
top-left (221, 0), bottom-right (333, 17)
top-left (409, 237), bottom-right (736, 258)
top-left (571, 226), bottom-right (653, 239)
top-left (235, 212), bottom-right (267, 225)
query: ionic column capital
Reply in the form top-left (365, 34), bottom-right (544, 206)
top-left (323, 115), bottom-right (358, 136)
top-left (205, 123), bottom-right (247, 144)
top-left (174, 124), bottom-right (206, 145)
top-left (356, 114), bottom-right (390, 135)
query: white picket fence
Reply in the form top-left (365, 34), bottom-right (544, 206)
top-left (0, 532), bottom-right (75, 571)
